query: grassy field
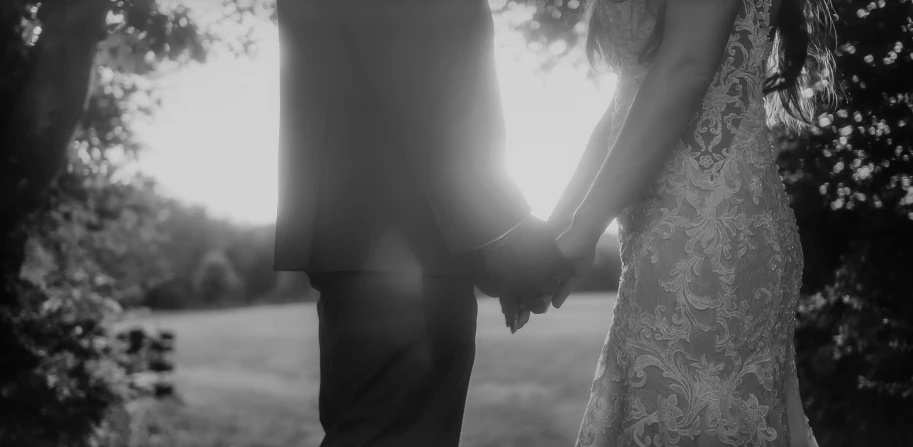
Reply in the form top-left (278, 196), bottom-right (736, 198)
top-left (131, 293), bottom-right (618, 447)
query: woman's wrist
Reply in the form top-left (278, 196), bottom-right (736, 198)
top-left (546, 214), bottom-right (573, 237)
top-left (565, 215), bottom-right (606, 248)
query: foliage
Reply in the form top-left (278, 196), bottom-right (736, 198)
top-left (142, 202), bottom-right (315, 310)
top-left (494, 0), bottom-right (588, 71)
top-left (1, 1), bottom-right (116, 444)
top-left (0, 292), bottom-right (121, 446)
top-left (0, 280), bottom-right (176, 446)
top-left (0, 0), bottom-right (307, 443)
top-left (779, 0), bottom-right (913, 444)
top-left (0, 0), bottom-right (211, 444)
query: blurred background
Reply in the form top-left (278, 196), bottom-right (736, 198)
top-left (0, 0), bottom-right (911, 446)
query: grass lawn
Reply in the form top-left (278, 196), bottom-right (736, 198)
top-left (130, 293), bottom-right (618, 447)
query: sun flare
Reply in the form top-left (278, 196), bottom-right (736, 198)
top-left (140, 19), bottom-right (618, 234)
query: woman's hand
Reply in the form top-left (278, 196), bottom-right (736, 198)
top-left (551, 224), bottom-right (601, 309)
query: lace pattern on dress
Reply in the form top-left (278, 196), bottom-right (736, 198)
top-left (576, 0), bottom-right (818, 445)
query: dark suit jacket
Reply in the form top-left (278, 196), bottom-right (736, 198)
top-left (274, 0), bottom-right (529, 277)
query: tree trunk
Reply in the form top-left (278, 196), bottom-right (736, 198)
top-left (1, 0), bottom-right (110, 307)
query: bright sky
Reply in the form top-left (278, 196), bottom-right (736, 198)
top-left (138, 13), bottom-right (618, 232)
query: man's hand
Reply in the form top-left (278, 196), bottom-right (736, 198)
top-left (474, 217), bottom-right (572, 331)
top-left (498, 292), bottom-right (553, 333)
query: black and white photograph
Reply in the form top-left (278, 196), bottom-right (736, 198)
top-left (1, 0), bottom-right (911, 446)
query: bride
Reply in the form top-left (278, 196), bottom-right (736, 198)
top-left (546, 0), bottom-right (835, 445)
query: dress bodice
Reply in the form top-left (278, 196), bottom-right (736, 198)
top-left (599, 0), bottom-right (779, 232)
top-left (594, 0), bottom-right (657, 79)
top-left (598, 0), bottom-right (775, 160)
top-left (593, 0), bottom-right (657, 138)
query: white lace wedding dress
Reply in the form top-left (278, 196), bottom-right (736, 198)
top-left (576, 0), bottom-right (819, 445)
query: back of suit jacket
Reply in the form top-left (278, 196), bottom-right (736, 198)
top-left (274, 0), bottom-right (529, 277)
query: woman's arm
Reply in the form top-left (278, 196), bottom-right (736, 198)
top-left (563, 0), bottom-right (743, 247)
top-left (547, 102), bottom-right (615, 234)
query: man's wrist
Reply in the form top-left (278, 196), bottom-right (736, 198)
top-left (476, 217), bottom-right (528, 251)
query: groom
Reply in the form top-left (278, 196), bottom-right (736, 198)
top-left (274, 1), bottom-right (570, 446)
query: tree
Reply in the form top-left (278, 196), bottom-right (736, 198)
top-left (1, 0), bottom-right (110, 306)
top-left (0, 2), bottom-right (123, 443)
top-left (0, 0), bottom-right (212, 444)
top-left (1, 0), bottom-right (288, 442)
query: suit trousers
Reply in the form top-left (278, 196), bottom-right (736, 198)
top-left (308, 273), bottom-right (478, 447)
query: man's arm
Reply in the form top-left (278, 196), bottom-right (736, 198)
top-left (475, 217), bottom-right (527, 250)
top-left (413, 4), bottom-right (532, 252)
top-left (474, 216), bottom-right (573, 331)
top-left (337, 0), bottom-right (532, 252)
top-left (473, 217), bottom-right (571, 297)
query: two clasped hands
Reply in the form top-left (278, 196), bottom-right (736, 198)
top-left (474, 216), bottom-right (602, 333)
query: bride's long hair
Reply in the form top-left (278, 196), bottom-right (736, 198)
top-left (584, 0), bottom-right (837, 130)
